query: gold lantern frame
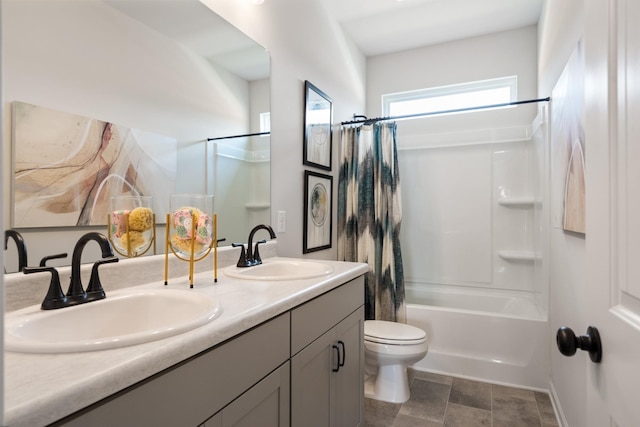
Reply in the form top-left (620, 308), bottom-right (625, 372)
top-left (164, 212), bottom-right (218, 288)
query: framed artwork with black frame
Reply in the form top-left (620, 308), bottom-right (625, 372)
top-left (303, 80), bottom-right (333, 171)
top-left (303, 170), bottom-right (333, 253)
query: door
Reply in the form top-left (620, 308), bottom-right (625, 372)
top-left (584, 1), bottom-right (640, 425)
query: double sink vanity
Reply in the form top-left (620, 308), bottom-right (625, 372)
top-left (4, 242), bottom-right (368, 426)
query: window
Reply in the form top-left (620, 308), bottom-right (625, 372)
top-left (260, 112), bottom-right (271, 133)
top-left (382, 76), bottom-right (517, 119)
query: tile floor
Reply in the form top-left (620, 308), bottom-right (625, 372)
top-left (364, 370), bottom-right (559, 427)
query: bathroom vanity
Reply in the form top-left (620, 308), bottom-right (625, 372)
top-left (3, 250), bottom-right (368, 427)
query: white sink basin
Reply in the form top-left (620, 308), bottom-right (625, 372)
top-left (5, 288), bottom-right (222, 353)
top-left (224, 259), bottom-right (334, 281)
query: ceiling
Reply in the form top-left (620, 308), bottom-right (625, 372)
top-left (323, 0), bottom-right (544, 56)
top-left (103, 0), bottom-right (270, 81)
top-left (104, 0), bottom-right (543, 77)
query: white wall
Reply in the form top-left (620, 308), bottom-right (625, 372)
top-left (201, 0), bottom-right (366, 260)
top-left (538, 1), bottom-right (587, 426)
top-left (367, 26), bottom-right (539, 124)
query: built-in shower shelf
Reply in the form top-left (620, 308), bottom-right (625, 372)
top-left (497, 251), bottom-right (540, 262)
top-left (245, 202), bottom-right (270, 211)
top-left (497, 197), bottom-right (537, 208)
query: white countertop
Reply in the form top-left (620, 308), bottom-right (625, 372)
top-left (4, 255), bottom-right (368, 427)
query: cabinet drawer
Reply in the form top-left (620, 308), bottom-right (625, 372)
top-left (55, 313), bottom-right (290, 427)
top-left (291, 276), bottom-right (364, 355)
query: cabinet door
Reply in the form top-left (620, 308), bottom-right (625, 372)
top-left (291, 328), bottom-right (336, 427)
top-left (291, 307), bottom-right (364, 427)
top-left (218, 362), bottom-right (290, 427)
top-left (332, 307), bottom-right (364, 427)
top-left (202, 413), bottom-right (221, 427)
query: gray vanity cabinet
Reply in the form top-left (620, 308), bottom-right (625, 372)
top-left (201, 362), bottom-right (290, 427)
top-left (51, 275), bottom-right (364, 427)
top-left (54, 313), bottom-right (290, 427)
top-left (290, 277), bottom-right (364, 427)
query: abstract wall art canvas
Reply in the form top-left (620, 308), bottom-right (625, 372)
top-left (551, 41), bottom-right (586, 234)
top-left (12, 102), bottom-right (177, 228)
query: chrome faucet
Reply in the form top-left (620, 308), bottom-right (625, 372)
top-left (23, 232), bottom-right (117, 310)
top-left (4, 229), bottom-right (28, 272)
top-left (233, 224), bottom-right (276, 267)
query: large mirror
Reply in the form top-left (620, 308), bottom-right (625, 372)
top-left (2, 0), bottom-right (270, 270)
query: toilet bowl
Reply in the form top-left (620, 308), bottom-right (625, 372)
top-left (364, 320), bottom-right (428, 403)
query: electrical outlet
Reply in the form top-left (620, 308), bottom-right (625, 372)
top-left (277, 211), bottom-right (286, 232)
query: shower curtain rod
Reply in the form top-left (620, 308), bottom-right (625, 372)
top-left (207, 131), bottom-right (270, 142)
top-left (340, 96), bottom-right (550, 126)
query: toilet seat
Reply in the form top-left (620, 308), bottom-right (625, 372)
top-left (364, 320), bottom-right (427, 345)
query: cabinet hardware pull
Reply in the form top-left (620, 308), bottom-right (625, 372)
top-left (332, 344), bottom-right (341, 372)
top-left (338, 340), bottom-right (346, 367)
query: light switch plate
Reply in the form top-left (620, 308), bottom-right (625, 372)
top-left (277, 211), bottom-right (286, 232)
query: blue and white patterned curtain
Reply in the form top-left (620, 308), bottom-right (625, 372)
top-left (338, 121), bottom-right (406, 322)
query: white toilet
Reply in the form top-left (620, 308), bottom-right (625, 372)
top-left (364, 320), bottom-right (428, 403)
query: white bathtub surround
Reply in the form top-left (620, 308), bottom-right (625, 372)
top-left (406, 285), bottom-right (547, 390)
top-left (406, 284), bottom-right (545, 320)
top-left (398, 107), bottom-right (550, 390)
top-left (4, 243), bottom-right (369, 426)
top-left (399, 120), bottom-right (548, 303)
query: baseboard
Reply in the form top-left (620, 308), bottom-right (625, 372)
top-left (548, 380), bottom-right (569, 427)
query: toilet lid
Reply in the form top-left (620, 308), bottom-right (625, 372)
top-left (364, 320), bottom-right (427, 345)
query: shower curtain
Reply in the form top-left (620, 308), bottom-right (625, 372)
top-left (338, 121), bottom-right (406, 322)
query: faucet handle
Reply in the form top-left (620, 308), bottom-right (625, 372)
top-left (24, 266), bottom-right (67, 310)
top-left (253, 240), bottom-right (267, 265)
top-left (232, 243), bottom-right (251, 268)
top-left (86, 256), bottom-right (118, 299)
top-left (39, 252), bottom-right (68, 267)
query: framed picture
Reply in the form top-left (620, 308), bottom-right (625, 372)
top-left (303, 80), bottom-right (333, 170)
top-left (303, 170), bottom-right (333, 253)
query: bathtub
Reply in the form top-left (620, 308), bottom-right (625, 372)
top-left (406, 286), bottom-right (549, 390)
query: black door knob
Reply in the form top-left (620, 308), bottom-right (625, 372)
top-left (556, 326), bottom-right (602, 363)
